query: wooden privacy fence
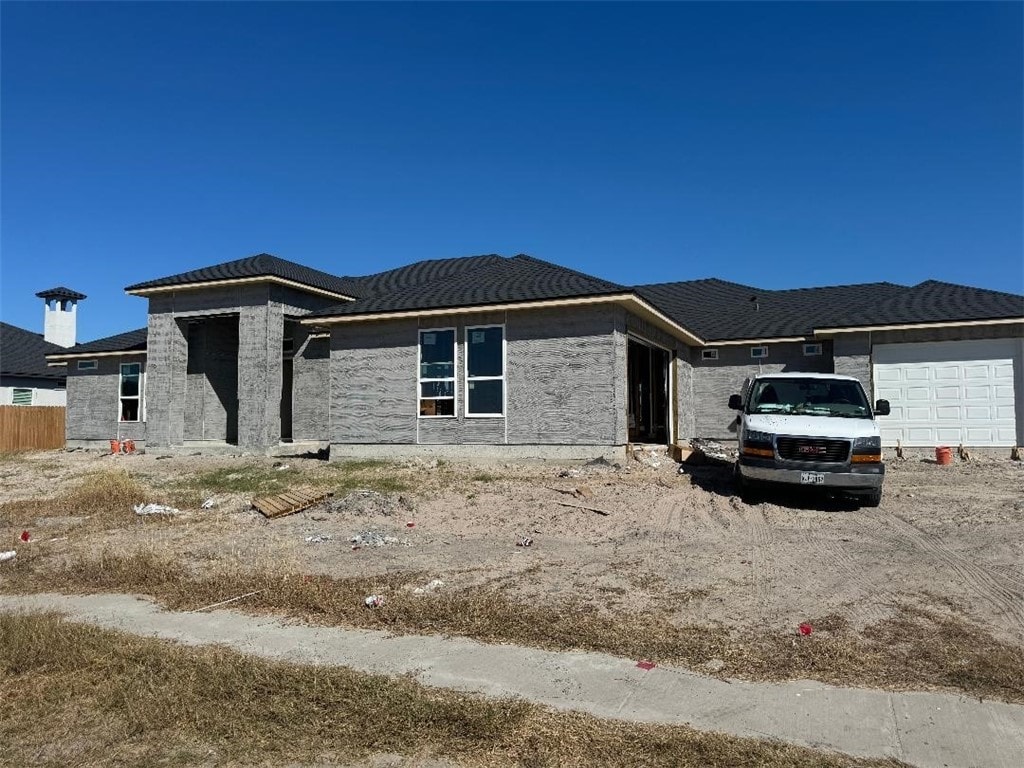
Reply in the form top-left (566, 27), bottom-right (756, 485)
top-left (0, 406), bottom-right (66, 452)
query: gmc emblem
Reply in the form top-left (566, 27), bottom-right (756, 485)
top-left (797, 445), bottom-right (827, 455)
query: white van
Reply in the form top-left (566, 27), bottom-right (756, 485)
top-left (729, 373), bottom-right (890, 507)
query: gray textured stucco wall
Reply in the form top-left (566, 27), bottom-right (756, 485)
top-left (65, 357), bottom-right (147, 442)
top-left (833, 334), bottom-right (872, 394)
top-left (291, 330), bottom-right (330, 441)
top-left (145, 313), bottom-right (187, 447)
top-left (238, 304), bottom-right (284, 449)
top-left (329, 305), bottom-right (626, 447)
top-left (693, 340), bottom-right (834, 439)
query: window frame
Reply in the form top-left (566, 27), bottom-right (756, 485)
top-left (750, 346), bottom-right (769, 359)
top-left (803, 343), bottom-right (823, 357)
top-left (417, 327), bottom-right (457, 419)
top-left (77, 360), bottom-right (97, 370)
top-left (118, 362), bottom-right (143, 423)
top-left (701, 349), bottom-right (719, 361)
top-left (464, 324), bottom-right (506, 418)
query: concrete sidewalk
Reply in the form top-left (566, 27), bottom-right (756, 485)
top-left (2, 592), bottom-right (1022, 768)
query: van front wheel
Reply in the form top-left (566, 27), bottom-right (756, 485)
top-left (860, 488), bottom-right (882, 508)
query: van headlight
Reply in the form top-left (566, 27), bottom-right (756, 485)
top-left (743, 429), bottom-right (774, 445)
top-left (853, 436), bottom-right (881, 452)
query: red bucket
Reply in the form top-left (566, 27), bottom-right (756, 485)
top-left (109, 439), bottom-right (122, 455)
top-left (935, 446), bottom-right (953, 465)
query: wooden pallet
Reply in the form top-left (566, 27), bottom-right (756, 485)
top-left (252, 488), bottom-right (333, 519)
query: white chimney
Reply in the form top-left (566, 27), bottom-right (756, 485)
top-left (35, 287), bottom-right (86, 348)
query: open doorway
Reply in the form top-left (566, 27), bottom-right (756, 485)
top-left (280, 323), bottom-right (295, 442)
top-left (627, 337), bottom-right (670, 444)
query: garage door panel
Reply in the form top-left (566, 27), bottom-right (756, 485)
top-left (873, 340), bottom-right (1018, 447)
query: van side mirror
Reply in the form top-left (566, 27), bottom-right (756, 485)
top-left (728, 394), bottom-right (743, 411)
top-left (874, 399), bottom-right (890, 416)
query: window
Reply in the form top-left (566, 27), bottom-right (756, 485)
top-left (465, 325), bottom-right (505, 416)
top-left (803, 343), bottom-right (822, 356)
top-left (701, 349), bottom-right (719, 361)
top-left (419, 329), bottom-right (456, 417)
top-left (119, 363), bottom-right (142, 422)
top-left (12, 388), bottom-right (33, 406)
top-left (750, 346), bottom-right (768, 359)
top-left (77, 360), bottom-right (97, 370)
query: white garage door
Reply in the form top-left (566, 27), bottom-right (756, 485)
top-left (873, 339), bottom-right (1019, 447)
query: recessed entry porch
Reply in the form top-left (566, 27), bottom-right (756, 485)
top-left (627, 335), bottom-right (671, 444)
top-left (149, 310), bottom-right (302, 451)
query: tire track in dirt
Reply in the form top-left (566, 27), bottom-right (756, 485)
top-left (876, 511), bottom-right (1024, 637)
top-left (744, 505), bottom-right (777, 624)
top-left (799, 517), bottom-right (896, 627)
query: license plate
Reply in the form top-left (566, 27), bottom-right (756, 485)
top-left (800, 472), bottom-right (826, 485)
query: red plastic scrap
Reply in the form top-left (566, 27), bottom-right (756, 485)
top-left (798, 622), bottom-right (813, 636)
top-left (636, 659), bottom-right (656, 670)
top-left (20, 531), bottom-right (30, 543)
top-left (406, 521), bottom-right (415, 528)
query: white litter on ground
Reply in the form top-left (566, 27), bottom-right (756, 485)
top-left (133, 503), bottom-right (182, 516)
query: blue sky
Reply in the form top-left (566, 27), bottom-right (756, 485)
top-left (2, 1), bottom-right (1021, 342)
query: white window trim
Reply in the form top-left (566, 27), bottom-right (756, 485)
top-left (803, 343), bottom-right (822, 356)
top-left (119, 362), bottom-right (143, 423)
top-left (464, 324), bottom-right (506, 418)
top-left (77, 360), bottom-right (97, 370)
top-left (750, 346), bottom-right (768, 359)
top-left (701, 349), bottom-right (719, 360)
top-left (418, 327), bottom-right (457, 419)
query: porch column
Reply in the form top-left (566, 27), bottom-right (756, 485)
top-left (237, 304), bottom-right (283, 450)
top-left (145, 313), bottom-right (187, 447)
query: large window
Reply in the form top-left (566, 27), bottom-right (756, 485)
top-left (119, 363), bottom-right (142, 422)
top-left (465, 325), bottom-right (504, 417)
top-left (419, 328), bottom-right (456, 417)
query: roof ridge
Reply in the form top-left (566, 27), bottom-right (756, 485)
top-left (510, 254), bottom-right (628, 291)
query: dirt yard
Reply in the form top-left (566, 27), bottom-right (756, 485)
top-left (2, 445), bottom-right (1022, 650)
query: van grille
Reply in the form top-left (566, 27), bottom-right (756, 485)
top-left (776, 437), bottom-right (850, 463)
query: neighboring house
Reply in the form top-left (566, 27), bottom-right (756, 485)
top-left (44, 253), bottom-right (1024, 455)
top-left (0, 287), bottom-right (87, 407)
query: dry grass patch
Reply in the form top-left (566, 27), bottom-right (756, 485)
top-left (0, 612), bottom-right (901, 768)
top-left (4, 551), bottom-right (1023, 704)
top-left (0, 470), bottom-right (190, 529)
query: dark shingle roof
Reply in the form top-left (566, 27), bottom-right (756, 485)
top-left (124, 253), bottom-right (363, 298)
top-left (35, 287), bottom-right (87, 301)
top-left (818, 280), bottom-right (1024, 329)
top-left (0, 322), bottom-right (66, 379)
top-left (308, 255), bottom-right (629, 318)
top-left (46, 328), bottom-right (149, 358)
top-left (350, 255), bottom-right (508, 297)
top-left (635, 280), bottom-right (910, 341)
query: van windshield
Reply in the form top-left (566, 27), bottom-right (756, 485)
top-left (748, 378), bottom-right (871, 418)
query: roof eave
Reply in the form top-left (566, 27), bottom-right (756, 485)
top-left (814, 316), bottom-right (1024, 335)
top-left (125, 275), bottom-right (357, 302)
top-left (301, 293), bottom-right (705, 346)
top-left (46, 349), bottom-right (148, 361)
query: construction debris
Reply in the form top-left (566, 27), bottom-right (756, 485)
top-left (201, 497), bottom-right (217, 509)
top-left (364, 595), bottom-right (385, 608)
top-left (195, 589), bottom-right (266, 613)
top-left (556, 500), bottom-right (611, 517)
top-left (325, 490), bottom-right (412, 517)
top-left (412, 579), bottom-right (444, 595)
top-left (133, 503), bottom-right (182, 516)
top-left (304, 534), bottom-right (332, 544)
top-left (689, 438), bottom-right (736, 464)
top-left (1012, 446), bottom-right (1022, 461)
top-left (252, 489), bottom-right (334, 519)
top-left (350, 530), bottom-right (405, 548)
top-left (957, 444), bottom-right (972, 462)
top-left (0, 551), bottom-right (16, 564)
top-left (516, 535), bottom-right (534, 547)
